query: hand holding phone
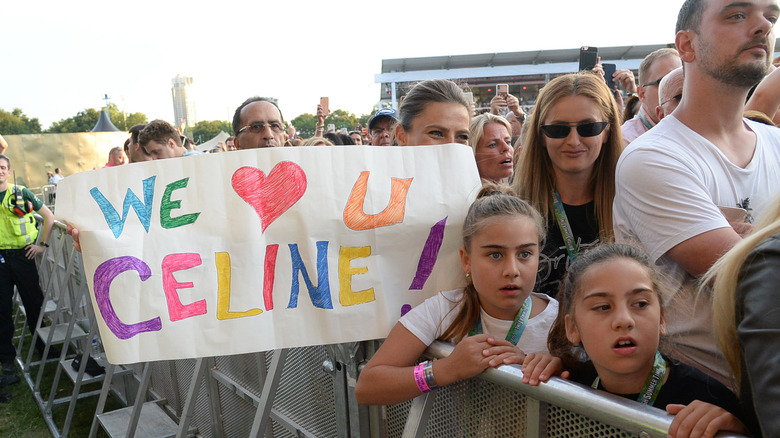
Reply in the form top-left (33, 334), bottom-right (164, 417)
top-left (320, 97), bottom-right (330, 114)
top-left (490, 94), bottom-right (507, 116)
top-left (579, 46), bottom-right (599, 72)
top-left (603, 63), bottom-right (617, 90)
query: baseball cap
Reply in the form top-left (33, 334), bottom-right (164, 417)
top-left (368, 108), bottom-right (399, 131)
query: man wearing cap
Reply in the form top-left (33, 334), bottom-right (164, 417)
top-left (0, 153), bottom-right (55, 384)
top-left (368, 108), bottom-right (398, 146)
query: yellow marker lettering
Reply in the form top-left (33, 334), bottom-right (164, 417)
top-left (339, 246), bottom-right (375, 306)
top-left (216, 252), bottom-right (263, 319)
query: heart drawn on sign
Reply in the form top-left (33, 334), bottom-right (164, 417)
top-left (231, 162), bottom-right (308, 232)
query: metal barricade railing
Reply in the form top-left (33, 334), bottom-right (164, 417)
top-left (30, 220), bottom-right (749, 438)
top-left (397, 342), bottom-right (747, 438)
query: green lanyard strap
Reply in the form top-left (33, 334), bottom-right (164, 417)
top-left (551, 188), bottom-right (579, 263)
top-left (469, 296), bottom-right (533, 345)
top-left (591, 350), bottom-right (667, 406)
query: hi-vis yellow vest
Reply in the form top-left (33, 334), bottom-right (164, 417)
top-left (0, 185), bottom-right (39, 249)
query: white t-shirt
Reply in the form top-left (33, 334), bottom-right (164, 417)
top-left (400, 289), bottom-right (558, 354)
top-left (613, 115), bottom-right (780, 382)
top-left (50, 174), bottom-right (64, 185)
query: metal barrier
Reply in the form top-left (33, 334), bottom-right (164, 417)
top-left (28, 221), bottom-right (747, 437)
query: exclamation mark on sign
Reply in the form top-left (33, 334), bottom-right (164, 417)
top-left (409, 217), bottom-right (447, 290)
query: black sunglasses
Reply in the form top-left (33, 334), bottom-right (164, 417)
top-left (540, 121), bottom-right (609, 139)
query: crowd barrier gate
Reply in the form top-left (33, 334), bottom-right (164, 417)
top-left (24, 220), bottom-right (747, 438)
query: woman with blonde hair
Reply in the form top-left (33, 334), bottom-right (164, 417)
top-left (468, 113), bottom-right (514, 183)
top-left (513, 72), bottom-right (623, 297)
top-left (707, 193), bottom-right (780, 437)
top-left (302, 137), bottom-right (333, 146)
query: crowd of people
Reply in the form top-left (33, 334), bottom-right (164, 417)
top-left (2, 0), bottom-right (779, 435)
top-left (356, 0), bottom-right (780, 436)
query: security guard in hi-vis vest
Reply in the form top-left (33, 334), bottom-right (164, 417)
top-left (0, 154), bottom-right (55, 391)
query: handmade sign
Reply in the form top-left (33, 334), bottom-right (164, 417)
top-left (55, 145), bottom-right (482, 363)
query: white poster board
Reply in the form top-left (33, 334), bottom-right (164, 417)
top-left (55, 144), bottom-right (481, 364)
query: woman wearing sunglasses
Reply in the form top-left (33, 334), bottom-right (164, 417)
top-left (513, 72), bottom-right (623, 298)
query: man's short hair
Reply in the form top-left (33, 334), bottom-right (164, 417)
top-left (138, 119), bottom-right (182, 148)
top-left (0, 154), bottom-right (11, 169)
top-left (639, 48), bottom-right (680, 85)
top-left (232, 97), bottom-right (284, 136)
top-left (226, 136), bottom-right (235, 142)
top-left (54, 168), bottom-right (60, 173)
top-left (109, 146), bottom-right (123, 157)
top-left (676, 0), bottom-right (706, 33)
top-left (129, 124), bottom-right (147, 144)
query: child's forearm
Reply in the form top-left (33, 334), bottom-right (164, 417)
top-left (355, 355), bottom-right (467, 405)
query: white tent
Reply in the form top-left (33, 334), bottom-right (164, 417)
top-left (196, 130), bottom-right (231, 152)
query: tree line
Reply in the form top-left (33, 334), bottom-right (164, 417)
top-left (1, 105), bottom-right (377, 141)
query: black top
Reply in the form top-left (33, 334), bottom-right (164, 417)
top-left (571, 359), bottom-right (743, 420)
top-left (536, 201), bottom-right (600, 298)
top-left (735, 234), bottom-right (780, 438)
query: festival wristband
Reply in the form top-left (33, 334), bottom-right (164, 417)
top-left (423, 360), bottom-right (439, 390)
top-left (414, 361), bottom-right (432, 393)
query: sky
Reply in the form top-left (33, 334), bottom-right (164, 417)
top-left (2, 0), bottom-right (689, 130)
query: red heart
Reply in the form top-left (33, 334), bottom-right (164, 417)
top-left (232, 162), bottom-right (308, 232)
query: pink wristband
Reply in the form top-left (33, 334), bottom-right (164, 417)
top-left (414, 362), bottom-right (432, 393)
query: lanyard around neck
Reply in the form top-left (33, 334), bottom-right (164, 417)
top-left (591, 350), bottom-right (667, 406)
top-left (470, 296), bottom-right (533, 345)
top-left (638, 110), bottom-right (653, 130)
top-left (551, 188), bottom-right (578, 263)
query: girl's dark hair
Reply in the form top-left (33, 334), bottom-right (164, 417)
top-left (323, 132), bottom-right (343, 145)
top-left (339, 133), bottom-right (355, 145)
top-left (548, 243), bottom-right (665, 370)
top-left (622, 94), bottom-right (641, 123)
top-left (440, 182), bottom-right (546, 342)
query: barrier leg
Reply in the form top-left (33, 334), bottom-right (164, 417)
top-left (248, 348), bottom-right (289, 437)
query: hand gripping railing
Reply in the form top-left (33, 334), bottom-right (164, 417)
top-left (418, 341), bottom-right (747, 438)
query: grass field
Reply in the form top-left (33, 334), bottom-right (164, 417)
top-left (1, 324), bottom-right (123, 437)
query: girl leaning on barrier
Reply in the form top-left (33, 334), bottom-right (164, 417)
top-left (355, 183), bottom-right (561, 406)
top-left (524, 243), bottom-right (749, 438)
